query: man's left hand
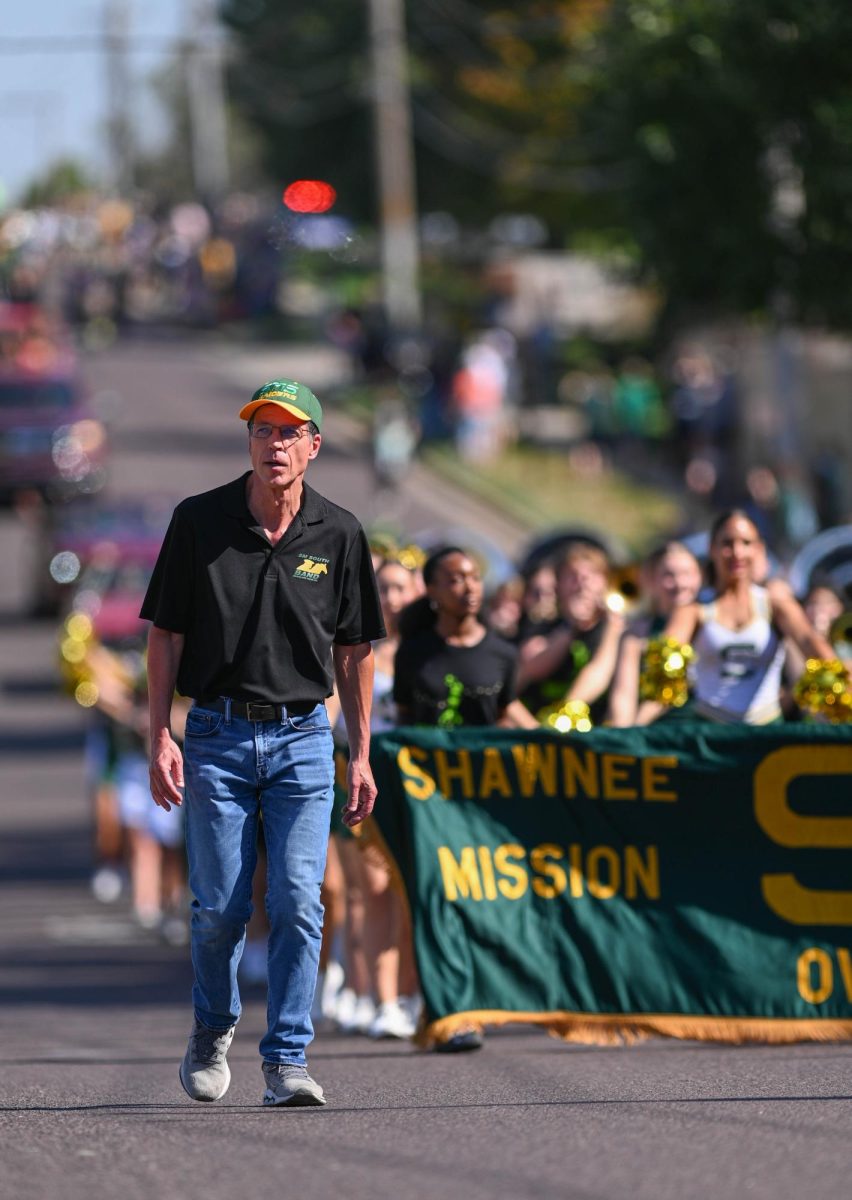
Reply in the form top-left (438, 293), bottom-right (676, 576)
top-left (342, 757), bottom-right (377, 828)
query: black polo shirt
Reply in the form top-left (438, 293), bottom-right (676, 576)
top-left (140, 472), bottom-right (385, 703)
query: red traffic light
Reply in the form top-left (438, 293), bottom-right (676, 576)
top-left (282, 180), bottom-right (337, 214)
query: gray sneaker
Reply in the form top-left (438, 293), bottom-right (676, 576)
top-left (179, 1018), bottom-right (235, 1102)
top-left (262, 1062), bottom-right (326, 1107)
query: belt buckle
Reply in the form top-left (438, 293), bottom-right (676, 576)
top-left (246, 701), bottom-right (276, 722)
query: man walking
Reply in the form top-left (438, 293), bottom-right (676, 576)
top-left (142, 379), bottom-right (385, 1107)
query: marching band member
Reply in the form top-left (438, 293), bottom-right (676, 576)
top-left (651, 510), bottom-right (833, 725)
top-left (608, 541), bottom-right (702, 727)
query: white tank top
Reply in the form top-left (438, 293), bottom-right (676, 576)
top-left (370, 667), bottom-right (397, 732)
top-left (692, 585), bottom-right (785, 724)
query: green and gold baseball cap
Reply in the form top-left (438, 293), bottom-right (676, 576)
top-left (239, 379), bottom-right (323, 432)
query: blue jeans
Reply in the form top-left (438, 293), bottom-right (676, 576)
top-left (182, 701), bottom-right (334, 1065)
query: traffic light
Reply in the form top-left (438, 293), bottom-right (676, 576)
top-left (282, 180), bottom-right (337, 214)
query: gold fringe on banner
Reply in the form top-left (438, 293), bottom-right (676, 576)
top-left (422, 1010), bottom-right (852, 1049)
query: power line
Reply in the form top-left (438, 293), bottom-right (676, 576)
top-left (237, 74), bottom-right (361, 126)
top-left (0, 34), bottom-right (218, 55)
top-left (410, 1), bottom-right (494, 62)
top-left (412, 98), bottom-right (626, 192)
top-left (229, 49), bottom-right (358, 97)
top-left (417, 0), bottom-right (613, 38)
top-left (410, 86), bottom-right (609, 160)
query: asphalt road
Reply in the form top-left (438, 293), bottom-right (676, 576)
top-left (0, 337), bottom-right (850, 1200)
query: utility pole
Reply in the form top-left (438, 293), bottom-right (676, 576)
top-left (367, 0), bottom-right (421, 330)
top-left (184, 0), bottom-right (230, 202)
top-left (103, 0), bottom-right (134, 195)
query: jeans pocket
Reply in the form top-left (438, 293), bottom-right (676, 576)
top-left (185, 708), bottom-right (225, 738)
top-left (286, 703), bottom-right (330, 732)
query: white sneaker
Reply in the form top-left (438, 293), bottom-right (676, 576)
top-left (332, 986), bottom-right (356, 1031)
top-left (160, 914), bottom-right (189, 946)
top-left (335, 990), bottom-right (375, 1034)
top-left (135, 906), bottom-right (162, 930)
top-left (400, 993), bottom-right (423, 1027)
top-left (321, 959), bottom-right (345, 1018)
top-left (350, 995), bottom-right (376, 1034)
top-left (91, 866), bottom-right (124, 904)
top-left (368, 1000), bottom-right (416, 1040)
top-left (311, 970), bottom-right (334, 1033)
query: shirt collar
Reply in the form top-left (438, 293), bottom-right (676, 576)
top-left (221, 472), bottom-right (327, 526)
top-left (300, 481), bottom-right (327, 525)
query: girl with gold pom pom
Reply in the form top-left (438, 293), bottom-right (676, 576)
top-left (639, 510), bottom-right (839, 726)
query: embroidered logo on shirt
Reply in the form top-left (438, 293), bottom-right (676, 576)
top-left (294, 556), bottom-right (330, 581)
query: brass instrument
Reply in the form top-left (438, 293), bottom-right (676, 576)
top-left (606, 562), bottom-right (641, 615)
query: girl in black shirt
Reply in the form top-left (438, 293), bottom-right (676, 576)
top-left (392, 546), bottom-right (536, 1053)
top-left (394, 548), bottom-right (537, 729)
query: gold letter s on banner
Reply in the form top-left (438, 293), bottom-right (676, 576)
top-left (755, 746), bottom-right (852, 926)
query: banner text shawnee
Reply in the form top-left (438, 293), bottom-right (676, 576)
top-left (398, 744), bottom-right (679, 803)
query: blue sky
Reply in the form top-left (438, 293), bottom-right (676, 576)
top-left (0, 1), bottom-right (186, 203)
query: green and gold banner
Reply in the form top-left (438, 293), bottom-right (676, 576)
top-left (368, 724), bottom-right (852, 1045)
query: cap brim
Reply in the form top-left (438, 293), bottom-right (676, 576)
top-left (239, 399), bottom-right (311, 423)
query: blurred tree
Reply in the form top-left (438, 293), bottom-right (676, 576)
top-left (221, 0), bottom-right (375, 213)
top-left (222, 0), bottom-right (852, 324)
top-left (583, 0), bottom-right (852, 324)
top-left (22, 160), bottom-right (94, 207)
top-left (220, 0), bottom-right (617, 237)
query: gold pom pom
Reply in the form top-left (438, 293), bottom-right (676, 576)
top-left (397, 543), bottom-right (427, 572)
top-left (793, 658), bottom-right (852, 723)
top-left (74, 680), bottom-right (100, 708)
top-left (639, 637), bottom-right (694, 707)
top-left (537, 698), bottom-right (593, 733)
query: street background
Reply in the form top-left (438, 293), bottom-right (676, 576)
top-left (2, 2), bottom-right (852, 1196)
top-left (0, 337), bottom-right (849, 1200)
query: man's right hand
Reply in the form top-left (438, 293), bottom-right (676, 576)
top-left (149, 731), bottom-right (184, 811)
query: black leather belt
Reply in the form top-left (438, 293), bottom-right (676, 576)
top-left (196, 697), bottom-right (317, 721)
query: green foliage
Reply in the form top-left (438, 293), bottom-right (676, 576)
top-left (22, 160), bottom-right (94, 207)
top-left (221, 0), bottom-right (615, 231)
top-left (222, 0), bottom-right (852, 324)
top-left (221, 0), bottom-right (375, 214)
top-left (583, 0), bottom-right (852, 323)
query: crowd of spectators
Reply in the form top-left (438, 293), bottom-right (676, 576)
top-left (0, 193), bottom-right (288, 340)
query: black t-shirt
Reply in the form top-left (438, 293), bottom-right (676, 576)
top-left (513, 613), bottom-right (560, 646)
top-left (519, 617), bottom-right (607, 720)
top-left (140, 473), bottom-right (385, 703)
top-left (393, 628), bottom-right (517, 727)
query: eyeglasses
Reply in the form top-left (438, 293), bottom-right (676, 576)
top-left (249, 423), bottom-right (310, 443)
